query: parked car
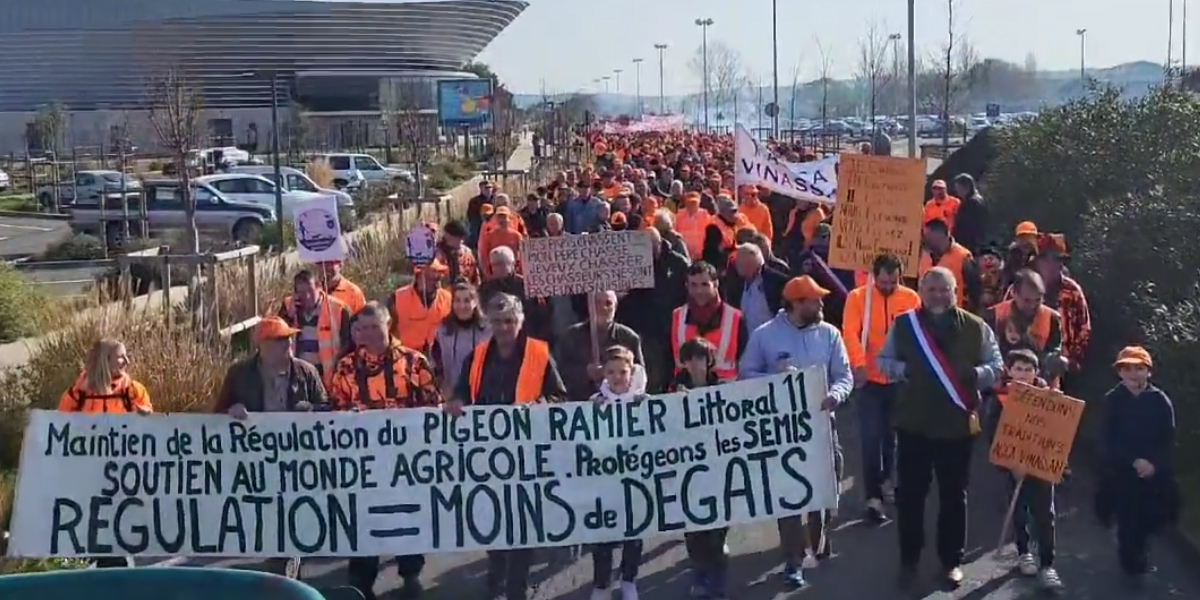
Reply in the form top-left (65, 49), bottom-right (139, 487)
top-left (196, 173), bottom-right (347, 221)
top-left (68, 179), bottom-right (275, 245)
top-left (37, 170), bottom-right (141, 208)
top-left (228, 165), bottom-right (354, 207)
top-left (0, 168), bottom-right (9, 192)
top-left (316, 153), bottom-right (414, 187)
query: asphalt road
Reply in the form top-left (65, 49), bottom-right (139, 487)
top-left (0, 215), bottom-right (69, 259)
top-left (154, 405), bottom-right (1200, 600)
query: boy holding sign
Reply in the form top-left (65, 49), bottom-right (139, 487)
top-left (995, 350), bottom-right (1063, 591)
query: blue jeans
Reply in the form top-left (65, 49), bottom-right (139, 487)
top-left (857, 383), bottom-right (896, 501)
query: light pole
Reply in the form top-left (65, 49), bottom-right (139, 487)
top-left (632, 58), bottom-right (644, 117)
top-left (695, 17), bottom-right (714, 131)
top-left (654, 44), bottom-right (668, 114)
top-left (614, 69), bottom-right (623, 93)
top-left (906, 0), bottom-right (917, 158)
top-left (602, 75), bottom-right (611, 94)
top-left (888, 33), bottom-right (902, 116)
top-left (771, 0), bottom-right (779, 137)
top-left (1076, 28), bottom-right (1087, 81)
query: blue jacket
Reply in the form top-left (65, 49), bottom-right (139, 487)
top-left (738, 311), bottom-right (854, 406)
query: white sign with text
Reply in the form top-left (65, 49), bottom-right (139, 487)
top-left (733, 124), bottom-right (838, 204)
top-left (9, 371), bottom-right (838, 558)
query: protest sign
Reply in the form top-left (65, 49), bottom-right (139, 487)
top-left (405, 223), bottom-right (437, 268)
top-left (521, 231), bottom-right (655, 298)
top-left (733, 124), bottom-right (837, 204)
top-left (293, 196), bottom-right (345, 263)
top-left (8, 371), bottom-right (838, 558)
top-left (826, 153), bottom-right (925, 274)
top-left (988, 383), bottom-right (1085, 484)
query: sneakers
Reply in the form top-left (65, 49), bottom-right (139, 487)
top-left (945, 566), bottom-right (965, 587)
top-left (590, 587), bottom-right (610, 600)
top-left (1017, 553), bottom-right (1039, 576)
top-left (783, 564), bottom-right (808, 588)
top-left (865, 498), bottom-right (887, 522)
top-left (1038, 567), bottom-right (1063, 591)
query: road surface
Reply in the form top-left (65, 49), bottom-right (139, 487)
top-left (0, 215), bottom-right (69, 259)
top-left (157, 406), bottom-right (1200, 600)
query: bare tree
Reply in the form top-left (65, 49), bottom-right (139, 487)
top-left (788, 57), bottom-right (804, 131)
top-left (856, 21), bottom-right (895, 128)
top-left (380, 78), bottom-right (435, 195)
top-left (689, 41), bottom-right (747, 125)
top-left (146, 67), bottom-right (203, 253)
top-left (815, 37), bottom-right (835, 127)
top-left (929, 0), bottom-right (981, 147)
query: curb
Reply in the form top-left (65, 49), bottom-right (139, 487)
top-left (0, 210), bottom-right (69, 221)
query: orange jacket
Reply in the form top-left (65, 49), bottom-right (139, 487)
top-left (390, 285), bottom-right (452, 353)
top-left (919, 242), bottom-right (972, 308)
top-left (786, 205), bottom-right (827, 247)
top-left (327, 277), bottom-right (366, 315)
top-left (738, 202), bottom-right (774, 242)
top-left (479, 228), bottom-right (526, 277)
top-left (923, 196), bottom-right (962, 231)
top-left (842, 284), bottom-right (922, 384)
top-left (59, 372), bottom-right (152, 414)
top-left (468, 338), bottom-right (551, 403)
top-left (482, 214), bottom-right (528, 237)
top-left (675, 208), bottom-right (712, 258)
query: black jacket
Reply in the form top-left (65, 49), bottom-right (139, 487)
top-left (616, 241), bottom-right (689, 341)
top-left (720, 264), bottom-right (789, 315)
top-left (214, 355), bottom-right (328, 413)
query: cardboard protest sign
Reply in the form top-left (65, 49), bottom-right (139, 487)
top-left (8, 371), bottom-right (838, 558)
top-left (988, 383), bottom-right (1085, 484)
top-left (521, 231), bottom-right (654, 298)
top-left (827, 153), bottom-right (925, 274)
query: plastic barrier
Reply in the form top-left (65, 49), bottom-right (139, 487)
top-left (0, 566), bottom-right (363, 600)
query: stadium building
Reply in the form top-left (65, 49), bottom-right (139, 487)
top-left (0, 0), bottom-right (527, 153)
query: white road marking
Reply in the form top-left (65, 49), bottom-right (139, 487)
top-left (0, 222), bottom-right (52, 231)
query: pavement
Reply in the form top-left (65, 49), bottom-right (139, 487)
top-left (0, 214), bottom-right (70, 259)
top-left (146, 403), bottom-right (1200, 600)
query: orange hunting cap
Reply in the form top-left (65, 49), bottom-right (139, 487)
top-left (417, 259), bottom-right (450, 275)
top-left (480, 204), bottom-right (495, 216)
top-left (931, 179), bottom-right (947, 189)
top-left (783, 276), bottom-right (830, 302)
top-left (256, 316), bottom-right (300, 342)
top-left (1113, 346), bottom-right (1152, 369)
top-left (494, 206), bottom-right (512, 217)
top-left (1015, 221), bottom-right (1038, 236)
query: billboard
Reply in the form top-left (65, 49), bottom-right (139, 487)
top-left (437, 78), bottom-right (494, 127)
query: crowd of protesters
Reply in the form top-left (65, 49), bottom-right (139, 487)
top-left (58, 126), bottom-right (1178, 599)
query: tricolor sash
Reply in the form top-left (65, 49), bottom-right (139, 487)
top-left (905, 311), bottom-right (979, 413)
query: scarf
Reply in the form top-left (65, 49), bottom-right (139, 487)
top-left (687, 296), bottom-right (722, 325)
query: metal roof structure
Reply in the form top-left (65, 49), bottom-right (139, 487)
top-left (0, 0), bottom-right (527, 111)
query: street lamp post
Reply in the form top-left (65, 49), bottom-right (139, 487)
top-left (1076, 28), bottom-right (1087, 81)
top-left (771, 0), bottom-right (779, 137)
top-left (695, 18), bottom-right (714, 131)
top-left (888, 33), bottom-right (902, 116)
top-left (632, 58), bottom-right (644, 118)
top-left (602, 76), bottom-right (611, 94)
top-left (614, 69), bottom-right (623, 94)
top-left (654, 44), bottom-right (668, 114)
top-left (906, 0), bottom-right (917, 158)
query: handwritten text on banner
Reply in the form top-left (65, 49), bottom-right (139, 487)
top-left (8, 371), bottom-right (838, 558)
top-left (521, 231), bottom-right (655, 298)
top-left (827, 153), bottom-right (925, 274)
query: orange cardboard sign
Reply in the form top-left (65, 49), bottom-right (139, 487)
top-left (827, 153), bottom-right (925, 274)
top-left (988, 383), bottom-right (1085, 484)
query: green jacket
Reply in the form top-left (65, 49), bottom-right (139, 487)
top-left (876, 307), bottom-right (1003, 439)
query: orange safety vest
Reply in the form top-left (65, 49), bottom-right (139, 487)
top-left (467, 338), bottom-right (551, 404)
top-left (284, 294), bottom-right (345, 383)
top-left (919, 242), bottom-right (971, 307)
top-left (675, 209), bottom-right (711, 258)
top-left (671, 305), bottom-right (742, 380)
top-left (993, 300), bottom-right (1054, 351)
top-left (391, 286), bottom-right (452, 353)
top-left (713, 214), bottom-right (749, 250)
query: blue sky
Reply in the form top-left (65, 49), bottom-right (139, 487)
top-left (476, 0), bottom-right (1188, 94)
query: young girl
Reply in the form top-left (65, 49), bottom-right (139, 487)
top-left (590, 345), bottom-right (648, 600)
top-left (1098, 346), bottom-right (1179, 589)
top-left (671, 339), bottom-right (729, 599)
top-left (995, 350), bottom-right (1062, 590)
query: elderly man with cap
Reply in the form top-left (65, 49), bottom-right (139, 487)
top-left (875, 266), bottom-right (1003, 589)
top-left (923, 179), bottom-right (961, 232)
top-left (702, 194), bottom-right (752, 272)
top-left (1024, 234), bottom-right (1090, 388)
top-left (479, 205), bottom-right (526, 279)
top-left (320, 259), bottom-right (365, 314)
top-left (384, 260), bottom-right (451, 355)
top-left (213, 315), bottom-right (327, 578)
top-left (435, 220), bottom-right (480, 286)
top-left (278, 269), bottom-right (353, 389)
top-left (740, 275), bottom-right (853, 590)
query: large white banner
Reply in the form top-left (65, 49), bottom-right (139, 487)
top-left (733, 123), bottom-right (838, 204)
top-left (9, 371), bottom-right (838, 558)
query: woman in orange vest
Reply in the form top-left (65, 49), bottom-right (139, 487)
top-left (60, 338), bottom-right (152, 414)
top-left (386, 260), bottom-right (452, 354)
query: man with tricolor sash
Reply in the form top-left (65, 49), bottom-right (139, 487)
top-left (874, 266), bottom-right (1004, 589)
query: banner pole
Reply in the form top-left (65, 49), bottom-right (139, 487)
top-left (994, 474), bottom-right (1025, 557)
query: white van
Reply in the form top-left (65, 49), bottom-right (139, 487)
top-left (228, 165), bottom-right (354, 206)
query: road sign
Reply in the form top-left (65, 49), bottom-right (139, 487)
top-left (764, 102), bottom-right (779, 118)
top-left (986, 103), bottom-right (1001, 118)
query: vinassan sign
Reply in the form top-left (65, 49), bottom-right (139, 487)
top-left (9, 370), bottom-right (838, 558)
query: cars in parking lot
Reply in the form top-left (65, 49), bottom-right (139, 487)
top-left (196, 173), bottom-right (349, 221)
top-left (37, 170), bottom-right (141, 208)
top-left (0, 168), bottom-right (9, 192)
top-left (228, 165), bottom-right (354, 207)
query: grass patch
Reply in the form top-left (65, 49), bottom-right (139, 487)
top-left (0, 194), bottom-right (37, 212)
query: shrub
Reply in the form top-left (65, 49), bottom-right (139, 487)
top-left (39, 233), bottom-right (106, 261)
top-left (307, 158), bottom-right (335, 189)
top-left (988, 85), bottom-right (1200, 540)
top-left (0, 265), bottom-right (54, 343)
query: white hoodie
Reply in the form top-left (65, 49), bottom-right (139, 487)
top-left (592, 364), bottom-right (648, 403)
